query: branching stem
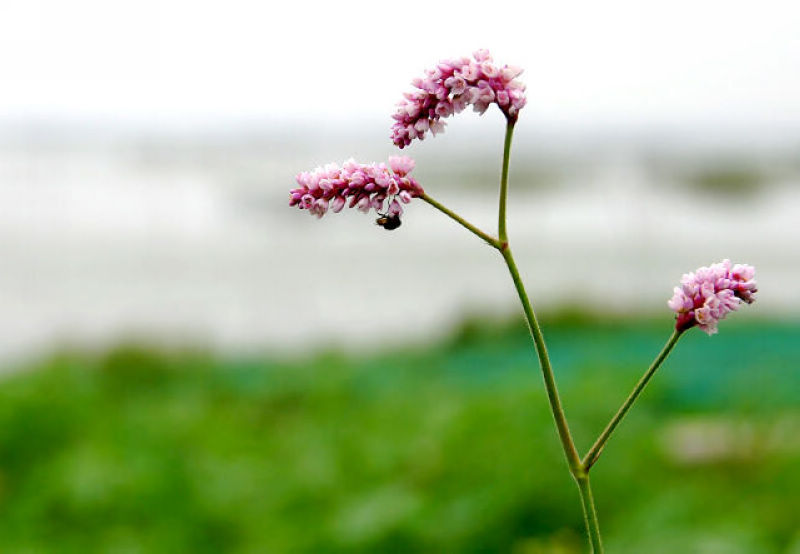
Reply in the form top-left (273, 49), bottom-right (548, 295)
top-left (582, 329), bottom-right (682, 469)
top-left (421, 193), bottom-right (500, 249)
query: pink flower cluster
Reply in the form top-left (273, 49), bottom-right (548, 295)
top-left (289, 156), bottom-right (424, 218)
top-left (391, 49), bottom-right (527, 148)
top-left (668, 259), bottom-right (757, 335)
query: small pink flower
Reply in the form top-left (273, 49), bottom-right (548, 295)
top-left (289, 157), bottom-right (424, 219)
top-left (667, 259), bottom-right (757, 335)
top-left (388, 155), bottom-right (415, 176)
top-left (391, 49), bottom-right (528, 148)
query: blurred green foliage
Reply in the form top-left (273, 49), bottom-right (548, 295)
top-left (686, 165), bottom-right (766, 195)
top-left (0, 317), bottom-right (798, 553)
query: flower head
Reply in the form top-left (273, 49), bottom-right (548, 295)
top-left (289, 156), bottom-right (424, 219)
top-left (668, 259), bottom-right (757, 335)
top-left (391, 49), bottom-right (527, 148)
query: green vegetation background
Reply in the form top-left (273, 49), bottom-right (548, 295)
top-left (0, 316), bottom-right (798, 553)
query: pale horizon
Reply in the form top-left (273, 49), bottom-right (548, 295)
top-left (3, 0), bottom-right (800, 129)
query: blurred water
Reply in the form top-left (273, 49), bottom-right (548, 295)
top-left (0, 126), bottom-right (797, 362)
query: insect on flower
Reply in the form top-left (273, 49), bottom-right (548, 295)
top-left (289, 157), bottom-right (423, 221)
top-left (375, 212), bottom-right (402, 230)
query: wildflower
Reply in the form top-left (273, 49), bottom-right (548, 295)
top-left (668, 260), bottom-right (757, 335)
top-left (391, 49), bottom-right (527, 148)
top-left (289, 156), bottom-right (424, 218)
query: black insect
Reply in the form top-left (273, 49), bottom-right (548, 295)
top-left (375, 212), bottom-right (402, 231)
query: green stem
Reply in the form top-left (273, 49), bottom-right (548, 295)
top-left (425, 114), bottom-right (601, 551)
top-left (495, 117), bottom-right (582, 472)
top-left (582, 329), bottom-right (683, 469)
top-left (421, 193), bottom-right (500, 248)
top-left (576, 475), bottom-right (604, 553)
top-left (496, 118), bottom-right (600, 551)
top-left (501, 247), bottom-right (582, 473)
top-left (498, 120), bottom-right (515, 243)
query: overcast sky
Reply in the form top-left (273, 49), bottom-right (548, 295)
top-left (2, 0), bottom-right (800, 130)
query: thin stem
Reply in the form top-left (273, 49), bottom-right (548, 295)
top-left (497, 120), bottom-right (515, 243)
top-left (582, 329), bottom-right (683, 469)
top-left (494, 117), bottom-right (581, 473)
top-left (421, 193), bottom-right (501, 248)
top-left (495, 119), bottom-right (599, 551)
top-left (576, 475), bottom-right (604, 553)
top-left (423, 115), bottom-right (598, 550)
top-left (501, 247), bottom-right (583, 473)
